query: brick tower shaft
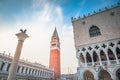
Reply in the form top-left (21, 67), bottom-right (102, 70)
top-left (49, 27), bottom-right (61, 80)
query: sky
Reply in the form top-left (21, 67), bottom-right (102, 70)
top-left (0, 0), bottom-right (119, 74)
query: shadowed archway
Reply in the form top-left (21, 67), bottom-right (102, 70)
top-left (108, 49), bottom-right (116, 60)
top-left (93, 51), bottom-right (99, 62)
top-left (84, 70), bottom-right (95, 80)
top-left (100, 50), bottom-right (107, 61)
top-left (116, 68), bottom-right (120, 80)
top-left (116, 47), bottom-right (120, 59)
top-left (86, 52), bottom-right (92, 63)
top-left (80, 53), bottom-right (85, 63)
top-left (98, 70), bottom-right (112, 80)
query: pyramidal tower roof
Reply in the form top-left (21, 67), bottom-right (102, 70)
top-left (52, 27), bottom-right (59, 38)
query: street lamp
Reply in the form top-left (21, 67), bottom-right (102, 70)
top-left (95, 66), bottom-right (104, 80)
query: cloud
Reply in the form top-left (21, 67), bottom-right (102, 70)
top-left (0, 0), bottom-right (77, 74)
top-left (32, 0), bottom-right (47, 9)
top-left (61, 25), bottom-right (77, 74)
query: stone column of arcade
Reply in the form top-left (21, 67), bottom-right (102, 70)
top-left (7, 29), bottom-right (29, 80)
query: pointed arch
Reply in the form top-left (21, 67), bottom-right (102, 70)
top-left (108, 48), bottom-right (116, 60)
top-left (116, 47), bottom-right (120, 59)
top-left (86, 52), bottom-right (92, 63)
top-left (93, 51), bottom-right (99, 62)
top-left (84, 70), bottom-right (95, 80)
top-left (80, 53), bottom-right (85, 63)
top-left (100, 50), bottom-right (107, 61)
top-left (116, 68), bottom-right (120, 80)
top-left (98, 70), bottom-right (112, 80)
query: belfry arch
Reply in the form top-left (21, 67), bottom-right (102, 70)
top-left (80, 53), bottom-right (85, 63)
top-left (84, 70), bottom-right (95, 80)
top-left (108, 49), bottom-right (116, 60)
top-left (100, 50), bottom-right (107, 61)
top-left (116, 47), bottom-right (120, 59)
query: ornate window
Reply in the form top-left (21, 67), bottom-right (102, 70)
top-left (89, 25), bottom-right (101, 37)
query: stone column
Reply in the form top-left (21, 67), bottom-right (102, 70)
top-left (105, 50), bottom-right (110, 65)
top-left (0, 61), bottom-right (2, 69)
top-left (113, 50), bottom-right (119, 64)
top-left (7, 29), bottom-right (29, 80)
top-left (84, 56), bottom-right (87, 67)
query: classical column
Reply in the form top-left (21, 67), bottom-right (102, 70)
top-left (84, 56), bottom-right (87, 67)
top-left (98, 54), bottom-right (102, 65)
top-left (7, 29), bottom-right (29, 80)
top-left (105, 50), bottom-right (110, 65)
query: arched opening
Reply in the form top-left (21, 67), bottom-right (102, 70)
top-left (29, 68), bottom-right (31, 74)
top-left (17, 66), bottom-right (20, 73)
top-left (86, 52), bottom-right (92, 66)
top-left (25, 67), bottom-right (28, 74)
top-left (86, 52), bottom-right (92, 63)
top-left (21, 66), bottom-right (24, 73)
top-left (116, 68), bottom-right (120, 80)
top-left (89, 25), bottom-right (101, 37)
top-left (116, 47), bottom-right (120, 59)
top-left (0, 62), bottom-right (5, 71)
top-left (100, 50), bottom-right (107, 61)
top-left (80, 53), bottom-right (85, 63)
top-left (84, 71), bottom-right (95, 80)
top-left (108, 49), bottom-right (116, 60)
top-left (6, 63), bottom-right (11, 71)
top-left (98, 70), bottom-right (112, 80)
top-left (93, 51), bottom-right (99, 65)
top-left (93, 51), bottom-right (99, 62)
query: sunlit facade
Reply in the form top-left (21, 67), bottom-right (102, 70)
top-left (0, 52), bottom-right (54, 80)
top-left (72, 4), bottom-right (120, 80)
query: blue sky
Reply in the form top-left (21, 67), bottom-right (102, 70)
top-left (1, 0), bottom-right (119, 26)
top-left (0, 0), bottom-right (120, 74)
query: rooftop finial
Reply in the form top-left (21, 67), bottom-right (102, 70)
top-left (105, 7), bottom-right (108, 10)
top-left (88, 13), bottom-right (90, 16)
top-left (99, 9), bottom-right (101, 12)
top-left (94, 11), bottom-right (96, 14)
top-left (117, 2), bottom-right (120, 5)
top-left (71, 17), bottom-right (73, 20)
top-left (83, 15), bottom-right (86, 18)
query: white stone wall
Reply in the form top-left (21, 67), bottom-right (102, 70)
top-left (72, 6), bottom-right (120, 48)
top-left (72, 5), bottom-right (120, 80)
top-left (0, 53), bottom-right (54, 80)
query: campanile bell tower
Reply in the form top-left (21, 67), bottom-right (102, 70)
top-left (49, 27), bottom-right (61, 80)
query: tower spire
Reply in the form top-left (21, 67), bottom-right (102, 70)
top-left (52, 27), bottom-right (59, 38)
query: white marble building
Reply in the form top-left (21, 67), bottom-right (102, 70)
top-left (0, 52), bottom-right (54, 80)
top-left (61, 73), bottom-right (78, 80)
top-left (72, 3), bottom-right (120, 80)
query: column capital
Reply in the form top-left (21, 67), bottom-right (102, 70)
top-left (16, 32), bottom-right (29, 41)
